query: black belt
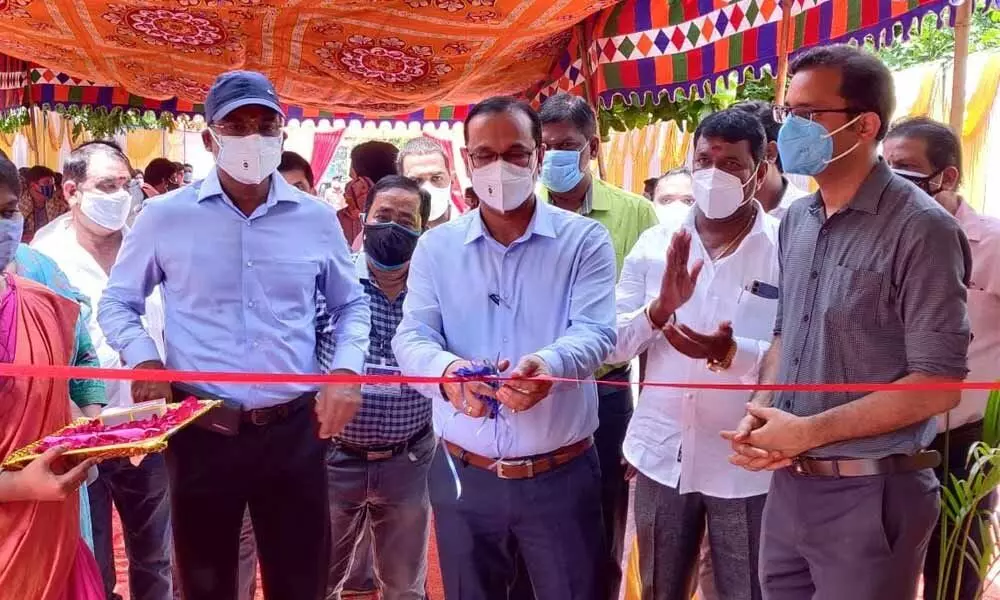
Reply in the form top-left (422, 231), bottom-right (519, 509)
top-left (171, 385), bottom-right (315, 428)
top-left (242, 394), bottom-right (314, 426)
top-left (791, 450), bottom-right (941, 478)
top-left (333, 424), bottom-right (432, 461)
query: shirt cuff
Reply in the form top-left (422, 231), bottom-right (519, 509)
top-left (533, 349), bottom-right (565, 380)
top-left (607, 304), bottom-right (662, 365)
top-left (730, 336), bottom-right (766, 381)
top-left (122, 337), bottom-right (162, 369)
top-left (329, 345), bottom-right (367, 376)
top-left (427, 350), bottom-right (463, 402)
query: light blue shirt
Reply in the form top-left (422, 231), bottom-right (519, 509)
top-left (97, 168), bottom-right (371, 409)
top-left (391, 200), bottom-right (617, 458)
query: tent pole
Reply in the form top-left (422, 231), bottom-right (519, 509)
top-left (576, 22), bottom-right (607, 180)
top-left (948, 0), bottom-right (972, 133)
top-left (774, 0), bottom-right (794, 105)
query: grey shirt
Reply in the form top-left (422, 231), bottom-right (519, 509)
top-left (774, 160), bottom-right (971, 459)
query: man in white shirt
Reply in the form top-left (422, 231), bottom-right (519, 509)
top-left (610, 109), bottom-right (777, 600)
top-left (651, 167), bottom-right (694, 226)
top-left (733, 101), bottom-right (810, 219)
top-left (397, 136), bottom-right (460, 229)
top-left (883, 116), bottom-right (1000, 600)
top-left (32, 141), bottom-right (171, 600)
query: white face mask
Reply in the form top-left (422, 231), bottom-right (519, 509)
top-left (470, 156), bottom-right (536, 214)
top-left (421, 182), bottom-right (452, 221)
top-left (80, 188), bottom-right (133, 231)
top-left (692, 167), bottom-right (756, 220)
top-left (211, 131), bottom-right (282, 185)
top-left (654, 200), bottom-right (692, 226)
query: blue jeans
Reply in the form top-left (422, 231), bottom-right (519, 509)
top-left (90, 454), bottom-right (173, 600)
top-left (343, 530), bottom-right (377, 592)
top-left (326, 429), bottom-right (435, 600)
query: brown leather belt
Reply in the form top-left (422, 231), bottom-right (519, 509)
top-left (791, 450), bottom-right (941, 478)
top-left (444, 437), bottom-right (593, 480)
top-left (335, 424), bottom-right (433, 462)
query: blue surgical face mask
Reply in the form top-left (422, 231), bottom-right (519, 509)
top-left (776, 114), bottom-right (861, 176)
top-left (541, 148), bottom-right (586, 193)
top-left (0, 213), bottom-right (24, 269)
top-left (37, 184), bottom-right (54, 199)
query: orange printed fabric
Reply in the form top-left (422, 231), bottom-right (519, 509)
top-left (0, 0), bottom-right (612, 115)
top-left (0, 276), bottom-right (82, 600)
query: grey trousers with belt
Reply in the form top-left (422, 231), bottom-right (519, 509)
top-left (634, 472), bottom-right (765, 600)
top-left (760, 467), bottom-right (939, 600)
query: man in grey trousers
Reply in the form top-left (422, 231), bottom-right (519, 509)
top-left (723, 44), bottom-right (972, 600)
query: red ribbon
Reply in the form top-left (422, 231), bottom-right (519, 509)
top-left (0, 363), bottom-right (997, 392)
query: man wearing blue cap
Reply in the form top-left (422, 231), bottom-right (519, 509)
top-left (98, 70), bottom-right (372, 600)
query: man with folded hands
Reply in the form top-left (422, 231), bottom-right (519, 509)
top-left (723, 45), bottom-right (971, 600)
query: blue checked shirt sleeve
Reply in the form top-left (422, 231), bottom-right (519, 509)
top-left (315, 292), bottom-right (338, 374)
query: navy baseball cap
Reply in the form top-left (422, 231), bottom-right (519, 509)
top-left (204, 70), bottom-right (284, 124)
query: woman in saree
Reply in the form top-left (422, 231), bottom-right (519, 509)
top-left (0, 156), bottom-right (103, 600)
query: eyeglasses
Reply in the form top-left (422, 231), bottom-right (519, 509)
top-left (468, 148), bottom-right (536, 169)
top-left (772, 105), bottom-right (858, 124)
top-left (211, 119), bottom-right (284, 137)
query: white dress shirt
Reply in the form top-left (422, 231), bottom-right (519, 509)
top-left (768, 177), bottom-right (811, 220)
top-left (938, 201), bottom-right (1000, 432)
top-left (609, 203), bottom-right (778, 498)
top-left (392, 201), bottom-right (618, 458)
top-left (32, 214), bottom-right (166, 409)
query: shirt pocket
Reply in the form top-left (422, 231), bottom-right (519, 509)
top-left (734, 291), bottom-right (779, 342)
top-left (255, 260), bottom-right (319, 322)
top-left (824, 264), bottom-right (888, 329)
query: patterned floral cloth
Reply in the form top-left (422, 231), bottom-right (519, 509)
top-left (0, 1), bottom-right (611, 114)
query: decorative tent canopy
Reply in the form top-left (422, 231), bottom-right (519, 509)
top-left (0, 0), bottom-right (614, 117)
top-left (22, 66), bottom-right (471, 123)
top-left (536, 0), bottom-right (995, 109)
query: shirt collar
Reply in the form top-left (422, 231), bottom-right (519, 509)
top-left (354, 251), bottom-right (371, 280)
top-left (537, 178), bottom-right (603, 215)
top-left (681, 200), bottom-right (770, 240)
top-left (463, 197), bottom-right (557, 245)
top-left (589, 178), bottom-right (610, 212)
top-left (954, 200), bottom-right (982, 242)
top-left (811, 159), bottom-right (893, 216)
top-left (196, 167), bottom-right (302, 207)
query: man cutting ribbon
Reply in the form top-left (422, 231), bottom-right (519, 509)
top-left (393, 96), bottom-right (617, 599)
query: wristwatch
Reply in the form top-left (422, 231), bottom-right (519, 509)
top-left (707, 339), bottom-right (737, 372)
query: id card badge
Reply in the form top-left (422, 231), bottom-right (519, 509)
top-left (362, 359), bottom-right (403, 397)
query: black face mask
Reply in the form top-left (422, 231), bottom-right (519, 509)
top-left (363, 222), bottom-right (420, 270)
top-left (896, 168), bottom-right (943, 195)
